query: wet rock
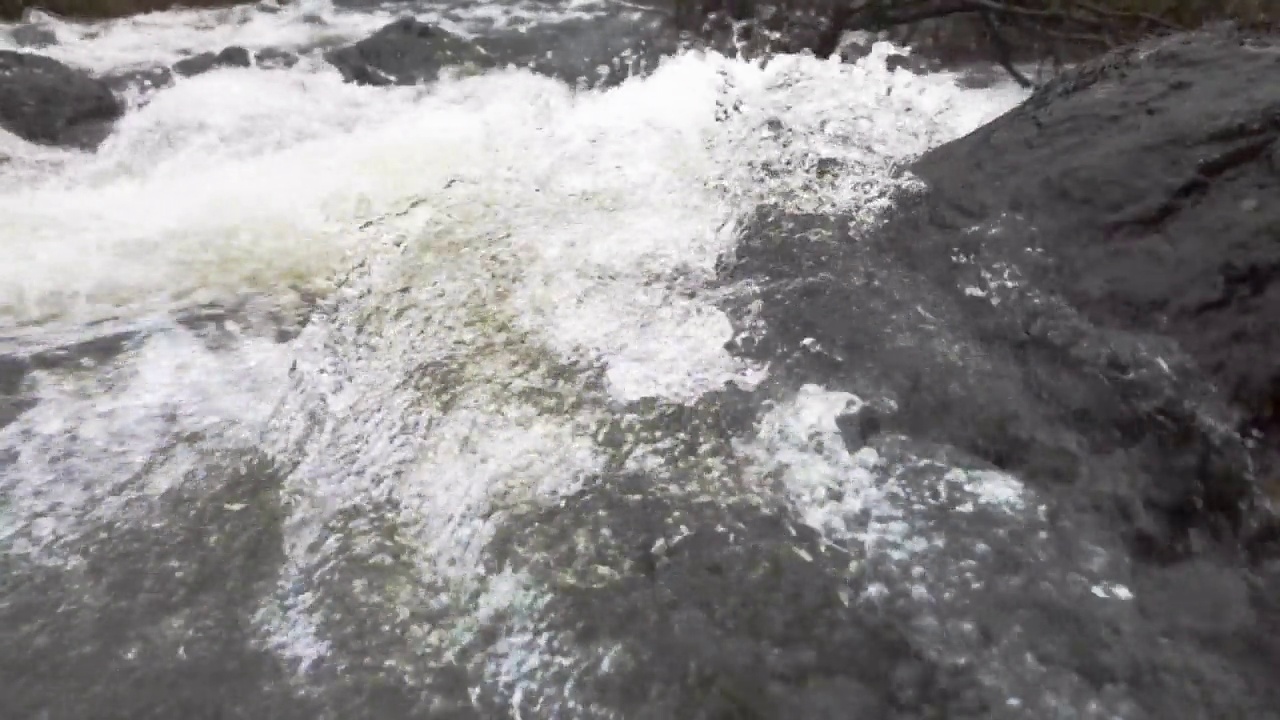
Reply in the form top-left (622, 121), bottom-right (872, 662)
top-left (835, 32), bottom-right (943, 75)
top-left (883, 51), bottom-right (934, 75)
top-left (10, 23), bottom-right (56, 48)
top-left (680, 1), bottom-right (1093, 72)
top-left (0, 354), bottom-right (26, 396)
top-left (325, 17), bottom-right (494, 87)
top-left (836, 30), bottom-right (875, 64)
top-left (903, 25), bottom-right (1280, 529)
top-left (0, 50), bottom-right (122, 149)
top-left (485, 470), bottom-right (990, 719)
top-left (740, 3), bottom-right (836, 58)
top-left (952, 63), bottom-right (1007, 89)
top-left (328, 12), bottom-right (684, 90)
top-left (727, 25), bottom-right (1280, 562)
top-left (475, 13), bottom-right (683, 89)
top-left (102, 65), bottom-right (175, 97)
top-left (1136, 559), bottom-right (1255, 636)
top-left (0, 395), bottom-right (34, 431)
top-left (834, 403), bottom-right (882, 449)
top-left (172, 45), bottom-right (252, 77)
top-left (0, 451), bottom-right (315, 720)
top-left (253, 47), bottom-right (298, 69)
top-left (0, 354), bottom-right (32, 431)
top-left (717, 25), bottom-right (1280, 719)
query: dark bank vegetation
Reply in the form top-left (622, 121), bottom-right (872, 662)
top-left (4, 0), bottom-right (1275, 80)
top-left (674, 0), bottom-right (1278, 85)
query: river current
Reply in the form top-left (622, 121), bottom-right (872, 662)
top-left (0, 3), bottom-right (1044, 717)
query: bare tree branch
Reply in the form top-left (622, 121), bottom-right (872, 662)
top-left (980, 7), bottom-right (1036, 85)
top-left (673, 0), bottom-right (1273, 89)
top-left (1074, 0), bottom-right (1186, 30)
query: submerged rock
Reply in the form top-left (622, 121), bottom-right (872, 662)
top-left (0, 50), bottom-right (122, 149)
top-left (9, 23), bottom-right (57, 48)
top-left (718, 24), bottom-right (1280, 718)
top-left (105, 46), bottom-right (295, 98)
top-left (101, 65), bottom-right (175, 97)
top-left (475, 12), bottom-right (683, 89)
top-left (253, 47), bottom-right (298, 69)
top-left (172, 45), bottom-right (252, 77)
top-left (325, 17), bottom-right (495, 87)
top-left (328, 12), bottom-right (683, 90)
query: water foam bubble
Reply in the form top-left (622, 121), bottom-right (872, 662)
top-left (1, 6), bottom-right (1034, 707)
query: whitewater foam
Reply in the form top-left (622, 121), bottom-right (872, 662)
top-left (1, 4), bottom-right (1036, 710)
top-left (0, 327), bottom-right (292, 561)
top-left (2, 0), bottom-right (616, 72)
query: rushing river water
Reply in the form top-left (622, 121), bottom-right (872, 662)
top-left (0, 2), bottom-right (1070, 718)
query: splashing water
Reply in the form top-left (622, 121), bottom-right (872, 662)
top-left (0, 2), bottom-right (1068, 716)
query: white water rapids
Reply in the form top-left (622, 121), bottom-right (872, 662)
top-left (0, 2), bottom-right (1121, 716)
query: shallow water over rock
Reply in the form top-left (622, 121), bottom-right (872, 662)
top-left (1, 3), bottom-right (1276, 719)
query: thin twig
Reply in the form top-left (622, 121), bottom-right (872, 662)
top-left (848, 0), bottom-right (977, 29)
top-left (970, 0), bottom-right (1081, 20)
top-left (981, 7), bottom-right (1036, 85)
top-left (1075, 0), bottom-right (1186, 30)
top-left (1038, 26), bottom-right (1115, 44)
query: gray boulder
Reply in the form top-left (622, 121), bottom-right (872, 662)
top-left (105, 46), bottom-right (296, 99)
top-left (327, 13), bottom-right (684, 90)
top-left (474, 13), bottom-right (682, 89)
top-left (902, 24), bottom-right (1280, 534)
top-left (0, 50), bottom-right (122, 149)
top-left (10, 23), bottom-right (57, 48)
top-left (101, 65), bottom-right (174, 97)
top-left (324, 17), bottom-right (494, 86)
top-left (718, 25), bottom-right (1280, 718)
top-left (253, 48), bottom-right (298, 69)
top-left (172, 46), bottom-right (252, 77)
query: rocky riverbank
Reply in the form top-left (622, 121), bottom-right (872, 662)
top-left (717, 22), bottom-right (1280, 717)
